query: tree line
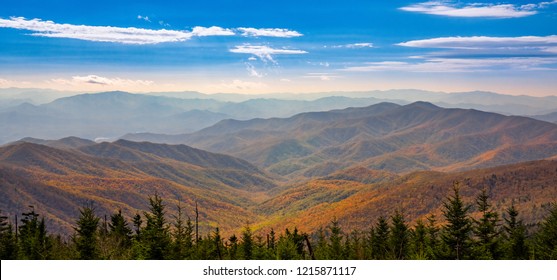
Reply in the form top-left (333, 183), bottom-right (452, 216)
top-left (1, 184), bottom-right (556, 260)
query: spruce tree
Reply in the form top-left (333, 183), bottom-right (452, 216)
top-left (0, 210), bottom-right (17, 259)
top-left (371, 216), bottom-right (390, 259)
top-left (472, 190), bottom-right (501, 259)
top-left (502, 203), bottom-right (528, 259)
top-left (410, 220), bottom-right (427, 259)
top-left (425, 214), bottom-right (439, 259)
top-left (389, 210), bottom-right (409, 260)
top-left (441, 183), bottom-right (472, 259)
top-left (171, 204), bottom-right (189, 259)
top-left (328, 219), bottom-right (343, 259)
top-left (533, 203), bottom-right (557, 259)
top-left (241, 224), bottom-right (253, 260)
top-left (109, 209), bottom-right (132, 251)
top-left (143, 194), bottom-right (171, 259)
top-left (18, 206), bottom-right (49, 259)
top-left (74, 206), bottom-right (100, 260)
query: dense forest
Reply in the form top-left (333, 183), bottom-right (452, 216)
top-left (1, 184), bottom-right (556, 260)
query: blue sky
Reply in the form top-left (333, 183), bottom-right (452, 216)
top-left (0, 0), bottom-right (556, 95)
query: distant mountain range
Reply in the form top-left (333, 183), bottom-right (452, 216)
top-left (126, 102), bottom-right (557, 179)
top-left (2, 88), bottom-right (557, 144)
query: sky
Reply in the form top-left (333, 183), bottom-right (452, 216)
top-left (0, 0), bottom-right (556, 96)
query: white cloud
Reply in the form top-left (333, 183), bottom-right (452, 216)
top-left (191, 26), bottom-right (235, 37)
top-left (51, 75), bottom-right (155, 86)
top-left (245, 63), bottom-right (264, 78)
top-left (333, 43), bottom-right (374, 48)
top-left (218, 79), bottom-right (268, 90)
top-left (342, 57), bottom-right (557, 73)
top-left (304, 73), bottom-right (340, 81)
top-left (237, 27), bottom-right (302, 38)
top-left (399, 1), bottom-right (552, 18)
top-left (0, 17), bottom-right (194, 44)
top-left (398, 35), bottom-right (557, 49)
top-left (0, 17), bottom-right (299, 45)
top-left (230, 45), bottom-right (307, 63)
top-left (137, 15), bottom-right (151, 22)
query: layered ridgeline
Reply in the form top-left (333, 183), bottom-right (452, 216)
top-left (0, 139), bottom-right (276, 234)
top-left (4, 89), bottom-right (557, 145)
top-left (127, 102), bottom-right (557, 178)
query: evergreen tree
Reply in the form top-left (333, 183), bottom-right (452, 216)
top-left (425, 214), bottom-right (439, 259)
top-left (389, 210), bottom-right (409, 259)
top-left (502, 204), bottom-right (528, 259)
top-left (533, 203), bottom-right (557, 259)
top-left (109, 209), bottom-right (132, 253)
top-left (171, 204), bottom-right (190, 259)
top-left (327, 219), bottom-right (343, 259)
top-left (212, 227), bottom-right (224, 260)
top-left (410, 220), bottom-right (428, 259)
top-left (228, 234), bottom-right (239, 260)
top-left (142, 194), bottom-right (171, 259)
top-left (0, 210), bottom-right (17, 259)
top-left (472, 190), bottom-right (501, 259)
top-left (371, 216), bottom-right (390, 259)
top-left (241, 224), bottom-right (253, 260)
top-left (74, 206), bottom-right (100, 260)
top-left (441, 184), bottom-right (472, 259)
top-left (276, 232), bottom-right (301, 260)
top-left (18, 206), bottom-right (49, 259)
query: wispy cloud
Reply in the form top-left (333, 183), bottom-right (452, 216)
top-left (245, 63), bottom-right (264, 78)
top-left (137, 15), bottom-right (151, 22)
top-left (229, 45), bottom-right (307, 63)
top-left (0, 16), bottom-right (301, 45)
top-left (217, 79), bottom-right (268, 90)
top-left (399, 1), bottom-right (557, 18)
top-left (303, 73), bottom-right (340, 81)
top-left (332, 43), bottom-right (374, 48)
top-left (342, 57), bottom-right (557, 73)
top-left (237, 27), bottom-right (302, 38)
top-left (397, 35), bottom-right (557, 54)
top-left (51, 75), bottom-right (154, 86)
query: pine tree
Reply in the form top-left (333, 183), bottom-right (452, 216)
top-left (441, 183), bottom-right (472, 259)
top-left (502, 203), bottom-right (528, 259)
top-left (0, 210), bottom-right (17, 259)
top-left (241, 224), bottom-right (253, 260)
top-left (109, 209), bottom-right (132, 251)
top-left (228, 234), bottom-right (239, 260)
top-left (328, 219), bottom-right (343, 259)
top-left (74, 206), bottom-right (100, 260)
top-left (18, 206), bottom-right (49, 259)
top-left (410, 220), bottom-right (427, 259)
top-left (371, 216), bottom-right (390, 259)
top-left (142, 194), bottom-right (171, 259)
top-left (171, 204), bottom-right (189, 259)
top-left (472, 190), bottom-right (501, 259)
top-left (276, 231), bottom-right (301, 260)
top-left (425, 214), bottom-right (439, 259)
top-left (533, 203), bottom-right (557, 259)
top-left (389, 210), bottom-right (409, 259)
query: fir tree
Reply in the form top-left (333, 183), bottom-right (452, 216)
top-left (410, 220), bottom-right (428, 259)
top-left (441, 183), bottom-right (472, 259)
top-left (0, 210), bottom-right (17, 259)
top-left (18, 206), bottom-right (49, 259)
top-left (328, 219), bottom-right (343, 259)
top-left (142, 194), bottom-right (171, 259)
top-left (371, 216), bottom-right (390, 259)
top-left (74, 206), bottom-right (100, 260)
top-left (241, 224), bottom-right (253, 260)
top-left (472, 190), bottom-right (501, 259)
top-left (502, 203), bottom-right (528, 259)
top-left (389, 210), bottom-right (409, 260)
top-left (533, 203), bottom-right (557, 259)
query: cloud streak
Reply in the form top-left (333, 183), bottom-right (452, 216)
top-left (399, 1), bottom-right (556, 18)
top-left (52, 75), bottom-right (154, 86)
top-left (342, 57), bottom-right (557, 73)
top-left (397, 35), bottom-right (557, 55)
top-left (230, 45), bottom-right (307, 63)
top-left (237, 27), bottom-right (302, 38)
top-left (0, 17), bottom-right (302, 45)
